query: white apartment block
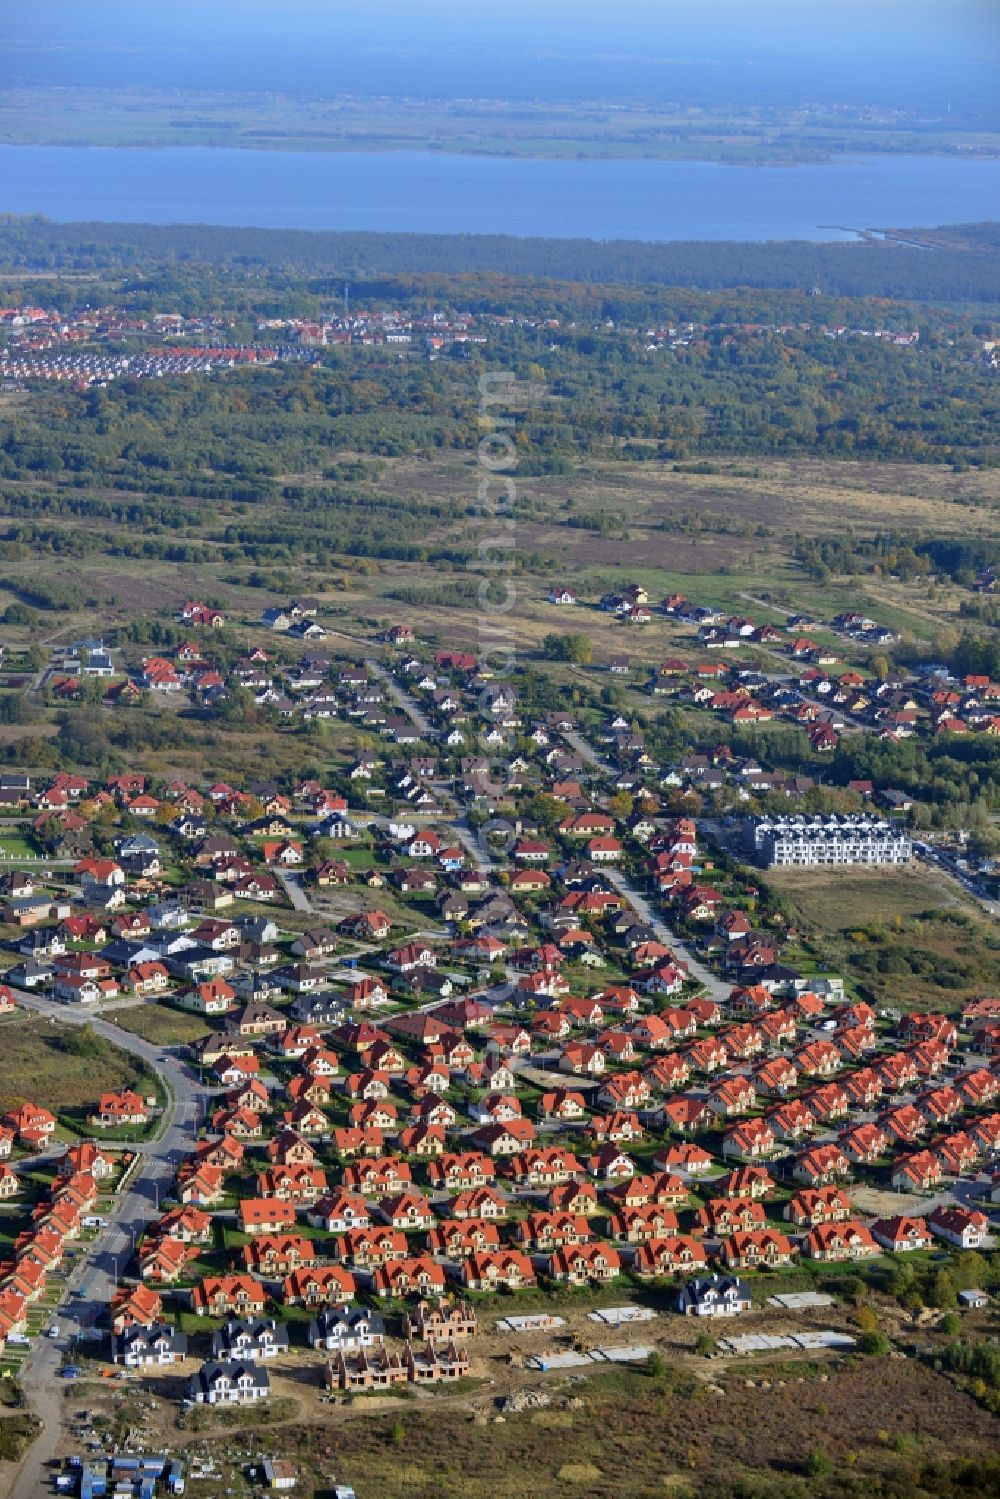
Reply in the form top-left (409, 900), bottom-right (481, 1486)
top-left (746, 814), bottom-right (912, 868)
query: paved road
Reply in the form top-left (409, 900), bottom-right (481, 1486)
top-left (920, 847), bottom-right (1000, 922)
top-left (276, 868), bottom-right (314, 913)
top-left (562, 728), bottom-right (611, 774)
top-left (443, 812), bottom-right (498, 874)
top-left (8, 990), bottom-right (206, 1499)
top-left (558, 727), bottom-right (730, 1003)
top-left (602, 868), bottom-right (731, 1004)
top-left (366, 659), bottom-right (436, 739)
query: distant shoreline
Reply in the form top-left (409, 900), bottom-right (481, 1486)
top-left (3, 139), bottom-right (1000, 168)
top-left (0, 84), bottom-right (997, 169)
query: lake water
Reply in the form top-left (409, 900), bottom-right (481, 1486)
top-left (1, 145), bottom-right (999, 241)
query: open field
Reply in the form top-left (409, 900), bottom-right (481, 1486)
top-left (767, 863), bottom-right (979, 930)
top-left (105, 1003), bottom-right (212, 1048)
top-left (188, 1357), bottom-right (998, 1499)
top-left (376, 450), bottom-right (1000, 543)
top-left (0, 449), bottom-right (996, 791)
top-left (5, 448), bottom-right (996, 662)
top-left (0, 1012), bottom-right (159, 1117)
top-left (766, 864), bottom-right (1000, 1012)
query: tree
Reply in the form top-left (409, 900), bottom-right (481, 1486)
top-left (932, 624), bottom-right (960, 659)
top-left (855, 1305), bottom-right (879, 1334)
top-left (952, 1250), bottom-right (989, 1292)
top-left (0, 693), bottom-right (31, 725)
top-left (646, 1350), bottom-right (666, 1379)
top-left (564, 632), bottom-right (593, 666)
top-left (523, 793), bottom-right (567, 833)
top-left (929, 1269), bottom-right (958, 1310)
top-left (542, 631), bottom-right (593, 665)
top-left (858, 1330), bottom-right (890, 1356)
top-left (608, 791), bottom-right (634, 821)
top-left (804, 1450), bottom-right (833, 1478)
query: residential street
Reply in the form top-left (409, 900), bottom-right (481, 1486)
top-left (562, 726), bottom-right (731, 1003)
top-left (602, 868), bottom-right (731, 1005)
top-left (442, 811), bottom-right (499, 874)
top-left (365, 658), bottom-right (436, 739)
top-left (7, 990), bottom-right (207, 1499)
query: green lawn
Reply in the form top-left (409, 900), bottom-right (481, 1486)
top-left (0, 835), bottom-right (41, 859)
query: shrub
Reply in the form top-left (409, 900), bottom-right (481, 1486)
top-left (804, 1448), bottom-right (833, 1477)
top-left (855, 1306), bottom-right (879, 1334)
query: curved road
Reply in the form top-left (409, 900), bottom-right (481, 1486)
top-left (7, 990), bottom-right (206, 1499)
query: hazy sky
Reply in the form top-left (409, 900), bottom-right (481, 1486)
top-left (7, 0), bottom-right (998, 53)
top-left (3, 1), bottom-right (997, 113)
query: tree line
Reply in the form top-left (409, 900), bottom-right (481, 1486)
top-left (3, 215), bottom-right (1000, 304)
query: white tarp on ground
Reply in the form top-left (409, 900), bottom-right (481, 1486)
top-left (588, 1306), bottom-right (658, 1326)
top-left (497, 1314), bottom-right (567, 1334)
top-left (767, 1292), bottom-right (835, 1311)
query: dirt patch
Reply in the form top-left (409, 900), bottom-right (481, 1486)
top-left (852, 1185), bottom-right (932, 1218)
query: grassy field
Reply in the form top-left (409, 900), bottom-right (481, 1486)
top-left (0, 1411), bottom-right (42, 1465)
top-left (261, 1357), bottom-right (997, 1499)
top-left (766, 864), bottom-right (1000, 1012)
top-left (0, 1013), bottom-right (159, 1116)
top-left (106, 1003), bottom-right (211, 1047)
